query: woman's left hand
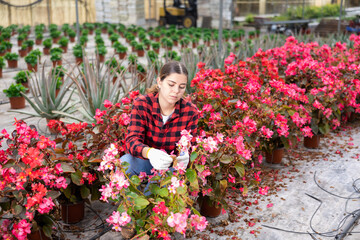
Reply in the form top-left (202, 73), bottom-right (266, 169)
top-left (176, 152), bottom-right (190, 167)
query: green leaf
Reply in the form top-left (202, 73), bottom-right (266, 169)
top-left (234, 162), bottom-right (245, 177)
top-left (190, 151), bottom-right (198, 162)
top-left (220, 156), bottom-right (232, 164)
top-left (71, 170), bottom-right (83, 186)
top-left (13, 205), bottom-right (23, 216)
top-left (80, 185), bottom-right (90, 199)
top-left (318, 122), bottom-right (330, 135)
top-left (46, 190), bottom-right (61, 199)
top-left (177, 186), bottom-right (186, 194)
top-left (149, 184), bottom-right (160, 194)
top-left (126, 192), bottom-right (139, 199)
top-left (220, 180), bottom-right (228, 193)
top-left (137, 219), bottom-right (145, 227)
top-left (158, 188), bottom-right (169, 197)
top-left (60, 162), bottom-right (75, 173)
top-left (130, 175), bottom-right (141, 186)
top-left (42, 225), bottom-right (53, 237)
top-left (195, 164), bottom-right (205, 172)
top-left (62, 186), bottom-right (71, 199)
top-left (191, 207), bottom-right (201, 216)
top-left (134, 197), bottom-right (149, 208)
top-left (185, 169), bottom-right (196, 182)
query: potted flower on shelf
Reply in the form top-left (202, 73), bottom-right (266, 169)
top-left (4, 52), bottom-right (19, 68)
top-left (95, 44), bottom-right (107, 63)
top-left (14, 70), bottom-right (31, 92)
top-left (50, 47), bottom-right (63, 67)
top-left (79, 35), bottom-right (88, 47)
top-left (3, 83), bottom-right (27, 109)
top-left (0, 56), bottom-right (5, 78)
top-left (58, 36), bottom-right (69, 53)
top-left (113, 42), bottom-right (127, 59)
top-left (0, 120), bottom-right (68, 239)
top-left (42, 38), bottom-right (52, 55)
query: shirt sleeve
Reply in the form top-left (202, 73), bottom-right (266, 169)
top-left (125, 100), bottom-right (148, 159)
top-left (187, 107), bottom-right (199, 148)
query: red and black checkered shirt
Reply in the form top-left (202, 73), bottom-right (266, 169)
top-left (126, 92), bottom-right (199, 159)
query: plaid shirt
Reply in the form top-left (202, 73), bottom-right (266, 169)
top-left (126, 93), bottom-right (199, 159)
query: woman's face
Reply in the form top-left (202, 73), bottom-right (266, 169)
top-left (158, 73), bottom-right (187, 105)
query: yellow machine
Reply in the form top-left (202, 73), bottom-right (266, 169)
top-left (159, 0), bottom-right (197, 28)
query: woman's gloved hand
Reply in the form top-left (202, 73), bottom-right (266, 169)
top-left (176, 151), bottom-right (190, 168)
top-left (147, 148), bottom-right (173, 170)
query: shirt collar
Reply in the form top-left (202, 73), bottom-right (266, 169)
top-left (151, 92), bottom-right (181, 119)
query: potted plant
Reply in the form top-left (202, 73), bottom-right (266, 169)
top-left (50, 30), bottom-right (61, 43)
top-left (17, 33), bottom-right (27, 46)
top-left (0, 56), bottom-right (5, 78)
top-left (4, 52), bottom-right (19, 68)
top-left (109, 33), bottom-right (119, 45)
top-left (24, 39), bottom-right (34, 52)
top-left (68, 29), bottom-right (76, 42)
top-left (29, 49), bottom-right (42, 63)
top-left (95, 35), bottom-right (105, 46)
top-left (24, 53), bottom-right (38, 72)
top-left (51, 65), bottom-right (66, 83)
top-left (50, 47), bottom-right (63, 67)
top-left (135, 42), bottom-right (145, 57)
top-left (42, 38), bottom-right (52, 55)
top-left (179, 37), bottom-right (190, 48)
top-left (0, 121), bottom-right (68, 239)
top-left (142, 38), bottom-right (152, 50)
top-left (18, 43), bottom-right (28, 57)
top-left (151, 41), bottom-right (160, 54)
top-left (79, 35), bottom-right (88, 47)
top-left (0, 43), bottom-right (6, 56)
top-left (3, 83), bottom-right (27, 109)
top-left (73, 44), bottom-right (84, 64)
top-left (58, 36), bottom-right (69, 53)
top-left (14, 70), bottom-right (31, 91)
top-left (95, 45), bottom-right (107, 62)
top-left (114, 42), bottom-right (127, 59)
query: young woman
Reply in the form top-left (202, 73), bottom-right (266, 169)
top-left (121, 61), bottom-right (199, 175)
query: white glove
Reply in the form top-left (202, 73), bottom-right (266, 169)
top-left (147, 148), bottom-right (173, 170)
top-left (176, 151), bottom-right (190, 168)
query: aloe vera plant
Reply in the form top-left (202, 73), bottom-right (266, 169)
top-left (64, 56), bottom-right (126, 123)
top-left (11, 65), bottom-right (77, 120)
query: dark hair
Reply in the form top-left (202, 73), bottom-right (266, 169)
top-left (147, 61), bottom-right (188, 94)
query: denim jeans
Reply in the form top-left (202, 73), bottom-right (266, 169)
top-left (120, 153), bottom-right (154, 176)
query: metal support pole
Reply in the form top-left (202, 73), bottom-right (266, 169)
top-left (302, 0), bottom-right (305, 19)
top-left (337, 0), bottom-right (344, 35)
top-left (47, 0), bottom-right (51, 27)
top-left (218, 0), bottom-right (223, 53)
top-left (75, 0), bottom-right (80, 45)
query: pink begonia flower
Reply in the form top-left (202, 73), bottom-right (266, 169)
top-left (267, 203), bottom-right (274, 208)
top-left (110, 170), bottom-right (130, 191)
top-left (11, 219), bottom-right (31, 240)
top-left (106, 211), bottom-right (131, 232)
top-left (190, 214), bottom-right (208, 231)
top-left (103, 99), bottom-right (113, 108)
top-left (37, 197), bottom-right (55, 214)
top-left (228, 174), bottom-right (235, 183)
top-left (301, 126), bottom-right (313, 138)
